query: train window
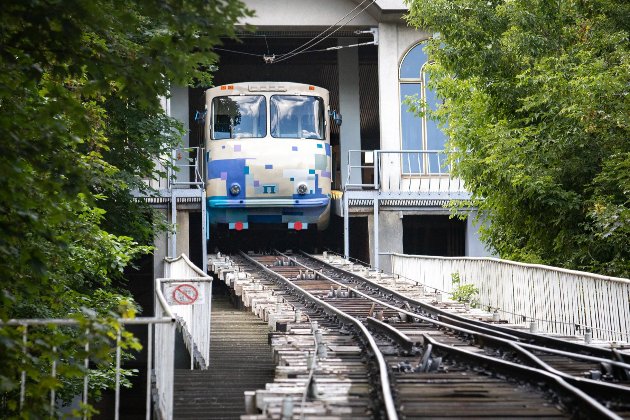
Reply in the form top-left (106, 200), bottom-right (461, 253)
top-left (270, 96), bottom-right (324, 139)
top-left (212, 95), bottom-right (266, 139)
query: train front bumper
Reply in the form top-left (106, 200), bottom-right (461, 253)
top-left (208, 197), bottom-right (330, 208)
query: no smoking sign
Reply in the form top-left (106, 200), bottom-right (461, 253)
top-left (165, 282), bottom-right (205, 306)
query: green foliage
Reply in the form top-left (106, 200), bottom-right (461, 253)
top-left (0, 0), bottom-right (251, 416)
top-left (450, 272), bottom-right (479, 307)
top-left (406, 0), bottom-right (630, 277)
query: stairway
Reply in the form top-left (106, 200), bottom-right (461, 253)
top-left (173, 295), bottom-right (276, 419)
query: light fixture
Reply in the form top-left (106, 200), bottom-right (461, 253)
top-left (230, 183), bottom-right (241, 196)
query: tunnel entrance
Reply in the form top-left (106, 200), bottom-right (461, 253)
top-left (188, 33), bottom-right (379, 191)
top-left (402, 215), bottom-right (466, 257)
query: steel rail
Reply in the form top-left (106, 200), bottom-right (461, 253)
top-left (290, 252), bottom-right (630, 411)
top-left (439, 314), bottom-right (630, 379)
top-left (435, 319), bottom-right (630, 401)
top-left (238, 251), bottom-right (400, 420)
top-left (421, 334), bottom-right (623, 420)
top-left (301, 251), bottom-right (630, 378)
top-left (366, 315), bottom-right (622, 419)
top-left (300, 251), bottom-right (626, 361)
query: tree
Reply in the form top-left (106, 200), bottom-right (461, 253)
top-left (0, 0), bottom-right (251, 416)
top-left (405, 0), bottom-right (630, 277)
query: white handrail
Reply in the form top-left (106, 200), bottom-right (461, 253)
top-left (3, 254), bottom-right (210, 420)
top-left (163, 254), bottom-right (213, 369)
top-left (3, 315), bottom-right (175, 420)
top-left (389, 253), bottom-right (630, 342)
top-left (154, 276), bottom-right (178, 420)
top-left (345, 149), bottom-right (466, 194)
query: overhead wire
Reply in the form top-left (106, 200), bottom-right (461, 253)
top-left (272, 0), bottom-right (372, 61)
top-left (288, 40), bottom-right (376, 55)
top-left (211, 0), bottom-right (376, 64)
top-left (272, 0), bottom-right (376, 64)
top-left (213, 47), bottom-right (265, 57)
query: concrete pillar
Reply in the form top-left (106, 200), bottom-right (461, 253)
top-left (153, 209), bottom-right (169, 281)
top-left (176, 211), bottom-right (190, 258)
top-left (338, 38), bottom-right (362, 187)
top-left (377, 23), bottom-right (400, 151)
top-left (465, 211), bottom-right (496, 257)
top-left (170, 86), bottom-right (190, 185)
top-left (368, 211), bottom-right (403, 273)
top-left (377, 23), bottom-right (403, 191)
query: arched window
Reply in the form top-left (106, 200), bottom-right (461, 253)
top-left (399, 43), bottom-right (447, 174)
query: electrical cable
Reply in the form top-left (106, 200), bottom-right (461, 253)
top-left (212, 0), bottom-right (376, 63)
top-left (272, 0), bottom-right (376, 64)
top-left (213, 47), bottom-right (265, 57)
top-left (273, 0), bottom-right (371, 61)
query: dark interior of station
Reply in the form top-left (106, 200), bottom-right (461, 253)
top-left (188, 32), bottom-right (380, 189)
top-left (184, 33), bottom-right (376, 259)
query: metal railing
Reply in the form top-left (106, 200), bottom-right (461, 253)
top-left (153, 279), bottom-right (178, 420)
top-left (2, 291), bottom-right (176, 419)
top-left (388, 253), bottom-right (630, 343)
top-left (168, 146), bottom-right (205, 189)
top-left (346, 149), bottom-right (466, 193)
top-left (3, 254), bottom-right (213, 419)
top-left (140, 146), bottom-right (205, 191)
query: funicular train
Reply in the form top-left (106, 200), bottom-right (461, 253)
top-left (205, 82), bottom-right (337, 234)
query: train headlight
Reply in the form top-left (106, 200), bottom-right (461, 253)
top-left (297, 183), bottom-right (308, 195)
top-left (229, 183), bottom-right (241, 196)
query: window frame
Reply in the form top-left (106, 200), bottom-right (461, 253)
top-left (211, 94), bottom-right (268, 140)
top-left (399, 42), bottom-right (447, 175)
top-left (269, 94), bottom-right (325, 140)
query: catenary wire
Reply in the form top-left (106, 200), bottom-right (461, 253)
top-left (211, 1), bottom-right (376, 63)
top-left (212, 47), bottom-right (265, 57)
top-left (273, 0), bottom-right (372, 60)
top-left (272, 0), bottom-right (376, 64)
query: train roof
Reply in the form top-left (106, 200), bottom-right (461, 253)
top-left (206, 82), bottom-right (329, 98)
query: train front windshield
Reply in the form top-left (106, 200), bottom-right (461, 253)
top-left (212, 95), bottom-right (266, 139)
top-left (271, 96), bottom-right (325, 139)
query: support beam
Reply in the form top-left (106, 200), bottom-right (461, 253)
top-left (201, 189), bottom-right (207, 273)
top-left (170, 197), bottom-right (177, 258)
top-left (343, 193), bottom-right (350, 260)
top-left (338, 38), bottom-right (362, 187)
top-left (176, 211), bottom-right (190, 258)
top-left (373, 198), bottom-right (379, 270)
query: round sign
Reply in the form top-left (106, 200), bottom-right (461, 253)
top-left (235, 221), bottom-right (244, 231)
top-left (294, 221), bottom-right (303, 231)
top-left (172, 284), bottom-right (199, 305)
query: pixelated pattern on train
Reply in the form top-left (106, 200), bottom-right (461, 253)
top-left (206, 139), bottom-right (331, 227)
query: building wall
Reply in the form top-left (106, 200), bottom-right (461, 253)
top-left (170, 86), bottom-right (190, 185)
top-left (466, 211), bottom-right (496, 257)
top-left (338, 38), bottom-right (362, 187)
top-left (242, 0), bottom-right (378, 27)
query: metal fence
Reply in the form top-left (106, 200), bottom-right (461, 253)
top-left (389, 253), bottom-right (630, 343)
top-left (345, 149), bottom-right (466, 193)
top-left (143, 146), bottom-right (205, 191)
top-left (3, 254), bottom-right (212, 419)
top-left (3, 288), bottom-right (176, 420)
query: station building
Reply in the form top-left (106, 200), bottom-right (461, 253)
top-left (156, 0), bottom-right (493, 273)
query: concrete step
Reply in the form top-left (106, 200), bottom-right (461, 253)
top-left (173, 295), bottom-right (276, 419)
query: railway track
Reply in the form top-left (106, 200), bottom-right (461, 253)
top-left (212, 250), bottom-right (630, 419)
